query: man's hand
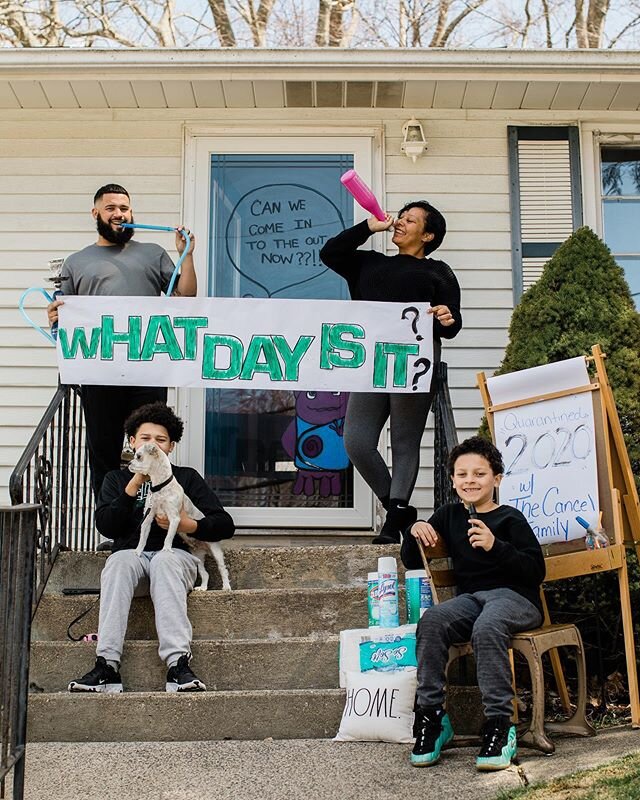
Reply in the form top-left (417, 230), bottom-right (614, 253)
top-left (468, 518), bottom-right (495, 551)
top-left (410, 520), bottom-right (439, 548)
top-left (176, 226), bottom-right (195, 255)
top-left (155, 510), bottom-right (197, 535)
top-left (47, 298), bottom-right (64, 327)
top-left (367, 213), bottom-right (395, 233)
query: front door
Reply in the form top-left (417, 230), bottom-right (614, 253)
top-left (181, 135), bottom-right (377, 528)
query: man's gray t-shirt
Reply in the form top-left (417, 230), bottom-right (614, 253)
top-left (61, 241), bottom-right (175, 297)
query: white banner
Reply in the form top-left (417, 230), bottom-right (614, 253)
top-left (57, 296), bottom-right (434, 393)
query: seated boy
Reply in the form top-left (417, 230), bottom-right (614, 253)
top-left (68, 401), bottom-right (235, 694)
top-left (401, 436), bottom-right (545, 771)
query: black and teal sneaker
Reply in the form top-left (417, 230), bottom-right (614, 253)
top-left (410, 706), bottom-right (454, 767)
top-left (476, 716), bottom-right (517, 771)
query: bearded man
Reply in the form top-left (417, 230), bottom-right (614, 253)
top-left (47, 184), bottom-right (197, 497)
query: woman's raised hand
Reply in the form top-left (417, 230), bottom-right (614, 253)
top-left (367, 213), bottom-right (395, 233)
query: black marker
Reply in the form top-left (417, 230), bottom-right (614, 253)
top-left (467, 503), bottom-right (476, 540)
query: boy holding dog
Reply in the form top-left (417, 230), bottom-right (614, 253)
top-left (68, 402), bottom-right (234, 694)
top-left (401, 436), bottom-right (545, 771)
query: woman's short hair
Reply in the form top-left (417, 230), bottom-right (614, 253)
top-left (397, 200), bottom-right (446, 255)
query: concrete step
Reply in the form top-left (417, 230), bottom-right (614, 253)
top-left (27, 686), bottom-right (482, 743)
top-left (28, 689), bottom-right (345, 742)
top-left (30, 638), bottom-right (339, 693)
top-left (47, 544), bottom-right (403, 593)
top-left (33, 587), bottom-right (375, 641)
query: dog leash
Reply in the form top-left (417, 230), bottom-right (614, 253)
top-left (66, 595), bottom-right (101, 642)
top-left (65, 507), bottom-right (154, 643)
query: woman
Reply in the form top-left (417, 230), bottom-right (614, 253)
top-left (319, 201), bottom-right (462, 543)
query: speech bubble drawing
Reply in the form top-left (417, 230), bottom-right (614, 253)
top-left (224, 183), bottom-right (347, 298)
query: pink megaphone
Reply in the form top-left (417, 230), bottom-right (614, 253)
top-left (340, 169), bottom-right (386, 221)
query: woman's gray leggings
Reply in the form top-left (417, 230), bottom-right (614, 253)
top-left (344, 389), bottom-right (433, 503)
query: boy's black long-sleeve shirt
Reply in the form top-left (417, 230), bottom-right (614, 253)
top-left (319, 220), bottom-right (462, 341)
top-left (96, 467), bottom-right (235, 553)
top-left (401, 504), bottom-right (546, 612)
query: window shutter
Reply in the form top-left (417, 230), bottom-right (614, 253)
top-left (508, 126), bottom-right (582, 300)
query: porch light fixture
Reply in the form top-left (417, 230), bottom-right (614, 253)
top-left (401, 117), bottom-right (427, 162)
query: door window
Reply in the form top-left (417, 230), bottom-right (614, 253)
top-left (205, 153), bottom-right (355, 509)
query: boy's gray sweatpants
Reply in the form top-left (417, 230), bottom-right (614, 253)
top-left (416, 588), bottom-right (543, 719)
top-left (96, 548), bottom-right (200, 667)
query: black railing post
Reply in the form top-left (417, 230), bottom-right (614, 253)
top-left (432, 361), bottom-right (459, 510)
top-left (10, 384), bottom-right (94, 606)
top-left (0, 505), bottom-right (38, 800)
top-left (58, 387), bottom-right (71, 550)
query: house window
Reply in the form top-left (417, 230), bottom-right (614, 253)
top-left (508, 126), bottom-right (583, 301)
top-left (601, 147), bottom-right (640, 309)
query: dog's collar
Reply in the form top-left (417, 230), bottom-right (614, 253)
top-left (150, 474), bottom-right (174, 493)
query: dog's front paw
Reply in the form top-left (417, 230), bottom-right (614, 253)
top-left (193, 584), bottom-right (208, 592)
top-left (134, 547), bottom-right (144, 557)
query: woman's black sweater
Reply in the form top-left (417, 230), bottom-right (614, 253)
top-left (320, 220), bottom-right (462, 341)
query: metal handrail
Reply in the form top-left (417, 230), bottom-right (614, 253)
top-left (9, 384), bottom-right (94, 608)
top-left (0, 505), bottom-right (38, 800)
top-left (432, 361), bottom-right (460, 510)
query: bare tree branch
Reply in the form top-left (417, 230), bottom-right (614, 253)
top-left (431, 0), bottom-right (489, 48)
top-left (231, 0), bottom-right (276, 46)
top-left (208, 0), bottom-right (236, 46)
top-left (429, 0), bottom-right (451, 48)
top-left (586, 0), bottom-right (609, 47)
top-left (540, 0), bottom-right (552, 47)
top-left (0, 0), bottom-right (638, 51)
top-left (575, 0), bottom-right (610, 47)
top-left (607, 14), bottom-right (640, 48)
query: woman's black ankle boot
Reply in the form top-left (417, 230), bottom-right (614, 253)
top-left (372, 500), bottom-right (417, 544)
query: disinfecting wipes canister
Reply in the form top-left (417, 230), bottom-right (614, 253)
top-left (377, 556), bottom-right (399, 628)
top-left (405, 569), bottom-right (434, 624)
top-left (367, 572), bottom-right (380, 627)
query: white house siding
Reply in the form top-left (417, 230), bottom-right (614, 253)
top-left (0, 113), bottom-right (185, 503)
top-left (0, 106), bottom-right (580, 518)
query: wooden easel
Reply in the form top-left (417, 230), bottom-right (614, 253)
top-left (477, 344), bottom-right (640, 727)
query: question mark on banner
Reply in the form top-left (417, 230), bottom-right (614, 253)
top-left (401, 306), bottom-right (423, 341)
top-left (412, 358), bottom-right (431, 391)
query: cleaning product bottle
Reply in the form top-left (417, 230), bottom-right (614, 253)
top-left (405, 569), bottom-right (434, 624)
top-left (377, 556), bottom-right (399, 628)
top-left (367, 572), bottom-right (380, 627)
top-left (576, 516), bottom-right (609, 549)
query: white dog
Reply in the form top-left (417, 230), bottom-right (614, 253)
top-left (129, 442), bottom-right (231, 591)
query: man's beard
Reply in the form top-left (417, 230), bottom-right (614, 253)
top-left (96, 213), bottom-right (135, 245)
